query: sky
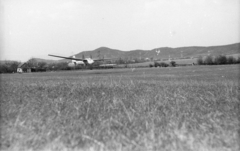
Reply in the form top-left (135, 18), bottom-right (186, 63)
top-left (0, 0), bottom-right (239, 62)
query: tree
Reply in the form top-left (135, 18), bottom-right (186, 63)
top-left (27, 58), bottom-right (38, 68)
top-left (0, 63), bottom-right (8, 73)
top-left (10, 61), bottom-right (21, 72)
top-left (227, 56), bottom-right (236, 64)
top-left (204, 56), bottom-right (214, 65)
top-left (170, 61), bottom-right (176, 67)
top-left (116, 57), bottom-right (125, 64)
top-left (237, 56), bottom-right (240, 63)
top-left (215, 55), bottom-right (227, 65)
top-left (197, 57), bottom-right (203, 65)
top-left (38, 61), bottom-right (47, 68)
top-left (154, 62), bottom-right (160, 67)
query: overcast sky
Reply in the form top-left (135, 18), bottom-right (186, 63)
top-left (0, 0), bottom-right (239, 62)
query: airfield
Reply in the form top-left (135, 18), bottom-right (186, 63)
top-left (1, 65), bottom-right (239, 151)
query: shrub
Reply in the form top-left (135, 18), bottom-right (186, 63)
top-left (149, 64), bottom-right (154, 68)
top-left (170, 61), bottom-right (176, 67)
top-left (154, 62), bottom-right (168, 67)
top-left (159, 62), bottom-right (169, 67)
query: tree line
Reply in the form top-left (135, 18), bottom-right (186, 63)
top-left (197, 55), bottom-right (240, 65)
top-left (149, 61), bottom-right (176, 67)
top-left (0, 61), bottom-right (21, 73)
top-left (0, 59), bottom-right (70, 73)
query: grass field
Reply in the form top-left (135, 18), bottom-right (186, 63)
top-left (0, 65), bottom-right (239, 151)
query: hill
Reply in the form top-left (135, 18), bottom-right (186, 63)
top-left (75, 47), bottom-right (125, 59)
top-left (70, 43), bottom-right (240, 61)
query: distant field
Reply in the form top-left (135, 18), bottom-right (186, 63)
top-left (0, 65), bottom-right (239, 151)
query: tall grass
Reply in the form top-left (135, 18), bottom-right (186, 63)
top-left (0, 65), bottom-right (239, 151)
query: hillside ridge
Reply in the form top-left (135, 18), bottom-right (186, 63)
top-left (73, 42), bottom-right (240, 60)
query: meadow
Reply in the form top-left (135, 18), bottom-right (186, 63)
top-left (0, 65), bottom-right (239, 151)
